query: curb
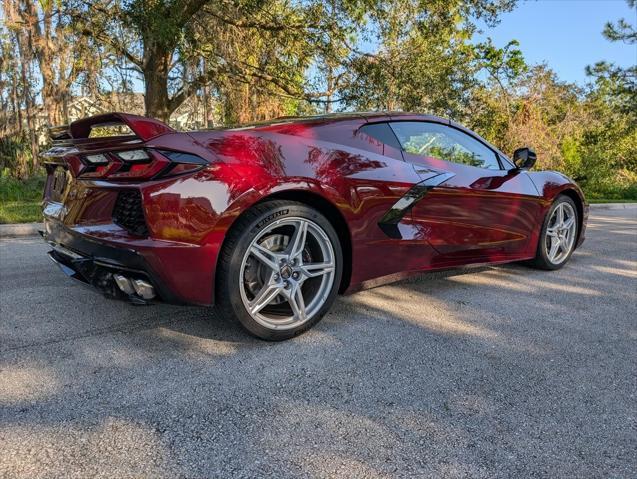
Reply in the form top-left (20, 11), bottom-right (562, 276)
top-left (589, 203), bottom-right (637, 210)
top-left (0, 223), bottom-right (43, 238)
top-left (0, 203), bottom-right (634, 238)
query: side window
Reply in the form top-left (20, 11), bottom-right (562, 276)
top-left (358, 123), bottom-right (402, 150)
top-left (389, 121), bottom-right (501, 170)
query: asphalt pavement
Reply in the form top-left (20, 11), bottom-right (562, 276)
top-left (0, 209), bottom-right (635, 478)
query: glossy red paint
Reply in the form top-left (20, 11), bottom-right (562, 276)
top-left (42, 112), bottom-right (588, 305)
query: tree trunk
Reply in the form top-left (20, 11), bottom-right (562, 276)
top-left (11, 25), bottom-right (38, 175)
top-left (324, 61), bottom-right (334, 114)
top-left (11, 65), bottom-right (22, 135)
top-left (19, 59), bottom-right (39, 174)
top-left (202, 84), bottom-right (211, 127)
top-left (143, 44), bottom-right (173, 121)
top-left (143, 70), bottom-right (171, 121)
top-left (202, 59), bottom-right (211, 127)
top-left (22, 0), bottom-right (59, 126)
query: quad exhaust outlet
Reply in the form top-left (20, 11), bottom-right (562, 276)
top-left (113, 274), bottom-right (156, 300)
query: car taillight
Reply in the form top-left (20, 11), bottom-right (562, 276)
top-left (78, 149), bottom-right (207, 181)
top-left (114, 149), bottom-right (150, 162)
top-left (153, 149), bottom-right (207, 177)
top-left (84, 153), bottom-right (109, 165)
top-left (107, 150), bottom-right (170, 180)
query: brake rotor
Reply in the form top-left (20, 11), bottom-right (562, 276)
top-left (244, 233), bottom-right (311, 306)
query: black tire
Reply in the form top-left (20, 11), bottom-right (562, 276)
top-left (215, 200), bottom-right (343, 340)
top-left (528, 195), bottom-right (579, 270)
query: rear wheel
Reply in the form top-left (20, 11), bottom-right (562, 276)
top-left (216, 200), bottom-right (342, 340)
top-left (529, 195), bottom-right (579, 270)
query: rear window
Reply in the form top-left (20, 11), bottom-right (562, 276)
top-left (359, 123), bottom-right (401, 150)
top-left (88, 123), bottom-right (135, 138)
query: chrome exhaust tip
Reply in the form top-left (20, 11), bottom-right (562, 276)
top-left (131, 278), bottom-right (156, 300)
top-left (113, 274), bottom-right (135, 295)
top-left (114, 274), bottom-right (155, 300)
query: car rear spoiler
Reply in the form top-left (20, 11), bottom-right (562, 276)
top-left (49, 112), bottom-right (174, 145)
top-left (43, 113), bottom-right (175, 172)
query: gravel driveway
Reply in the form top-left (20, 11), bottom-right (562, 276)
top-left (1, 209), bottom-right (635, 478)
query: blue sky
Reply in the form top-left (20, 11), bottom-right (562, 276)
top-left (476, 0), bottom-right (637, 85)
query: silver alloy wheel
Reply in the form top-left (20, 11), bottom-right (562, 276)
top-left (239, 217), bottom-right (336, 330)
top-left (545, 202), bottom-right (577, 264)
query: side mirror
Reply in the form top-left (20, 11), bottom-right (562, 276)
top-left (513, 147), bottom-right (537, 170)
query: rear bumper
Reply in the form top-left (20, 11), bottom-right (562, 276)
top-left (45, 242), bottom-right (162, 305)
top-left (42, 218), bottom-right (218, 305)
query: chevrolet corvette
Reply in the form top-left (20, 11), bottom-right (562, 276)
top-left (41, 111), bottom-right (588, 340)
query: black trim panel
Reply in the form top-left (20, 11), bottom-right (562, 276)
top-left (378, 172), bottom-right (455, 239)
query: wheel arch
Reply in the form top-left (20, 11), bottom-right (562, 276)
top-left (257, 190), bottom-right (353, 294)
top-left (556, 188), bottom-right (585, 248)
top-left (216, 188), bottom-right (353, 295)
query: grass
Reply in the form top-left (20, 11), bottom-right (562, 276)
top-left (0, 200), bottom-right (42, 224)
top-left (0, 174), bottom-right (45, 224)
top-left (588, 199), bottom-right (637, 204)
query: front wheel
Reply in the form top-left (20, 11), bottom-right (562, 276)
top-left (216, 200), bottom-right (343, 340)
top-left (529, 195), bottom-right (579, 270)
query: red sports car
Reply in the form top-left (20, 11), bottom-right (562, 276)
top-left (42, 112), bottom-right (587, 340)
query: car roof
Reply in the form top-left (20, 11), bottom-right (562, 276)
top-left (213, 111), bottom-right (450, 131)
top-left (190, 110), bottom-right (513, 165)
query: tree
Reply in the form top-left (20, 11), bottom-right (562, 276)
top-left (2, 0), bottom-right (39, 173)
top-left (73, 0), bottom-right (339, 120)
top-left (342, 0), bottom-right (517, 116)
top-left (188, 1), bottom-right (318, 124)
top-left (581, 0), bottom-right (637, 195)
top-left (586, 0), bottom-right (636, 114)
top-left (474, 38), bottom-right (525, 118)
top-left (73, 0), bottom-right (518, 121)
top-left (4, 0), bottom-right (94, 127)
top-left (70, 0), bottom-right (206, 120)
top-left (602, 0), bottom-right (636, 44)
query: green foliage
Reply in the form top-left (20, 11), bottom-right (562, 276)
top-left (467, 63), bottom-right (636, 200)
top-left (560, 136), bottom-right (583, 179)
top-left (586, 61), bottom-right (637, 116)
top-left (0, 134), bottom-right (36, 179)
top-left (0, 171), bottom-right (46, 202)
top-left (577, 1), bottom-right (637, 199)
top-left (343, 2), bottom-right (480, 115)
top-left (0, 200), bottom-right (42, 224)
top-left (475, 38), bottom-right (527, 83)
top-left (602, 0), bottom-right (636, 44)
top-left (0, 171), bottom-right (45, 223)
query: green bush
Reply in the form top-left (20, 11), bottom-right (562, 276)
top-left (0, 171), bottom-right (46, 202)
top-left (0, 201), bottom-right (43, 224)
top-left (585, 182), bottom-right (637, 201)
top-left (0, 134), bottom-right (37, 178)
